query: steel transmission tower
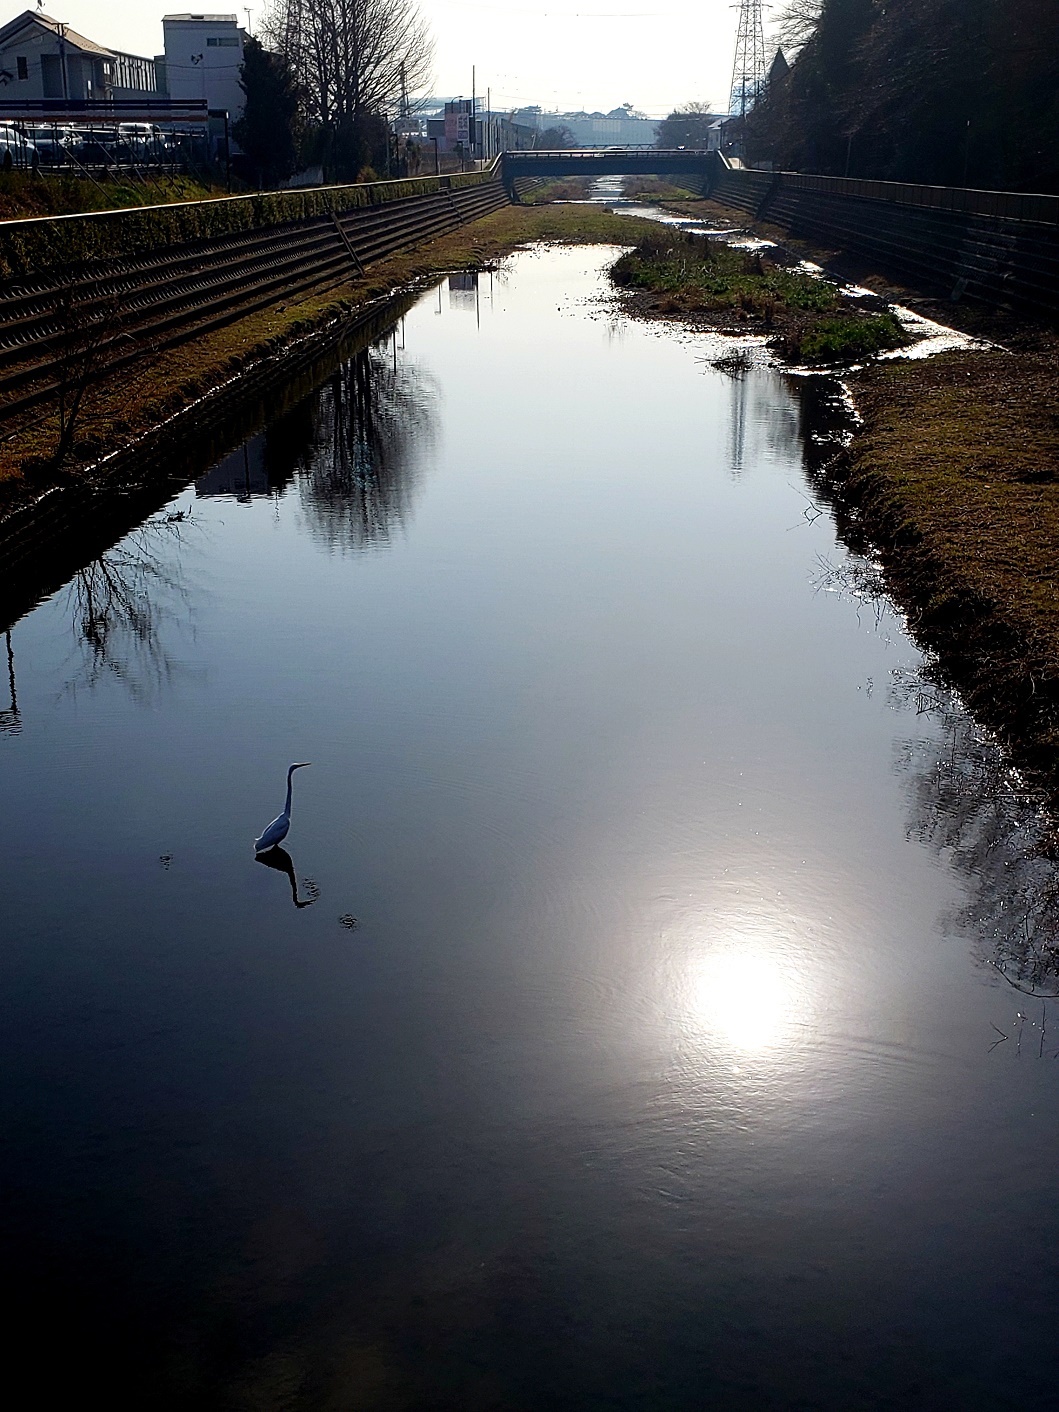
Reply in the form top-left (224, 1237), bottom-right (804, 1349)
top-left (281, 0), bottom-right (305, 58)
top-left (728, 0), bottom-right (768, 118)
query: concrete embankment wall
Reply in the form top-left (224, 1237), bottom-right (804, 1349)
top-left (707, 159), bottom-right (1059, 317)
top-left (0, 165), bottom-right (510, 421)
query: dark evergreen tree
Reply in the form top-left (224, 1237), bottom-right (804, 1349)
top-left (234, 36), bottom-right (302, 188)
top-left (656, 103), bottom-right (716, 149)
top-left (747, 0), bottom-right (1059, 191)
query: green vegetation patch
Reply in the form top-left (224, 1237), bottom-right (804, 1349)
top-left (611, 227), bottom-right (836, 320)
top-left (610, 227), bottom-right (913, 362)
top-left (0, 171), bottom-right (225, 221)
top-left (783, 312), bottom-right (909, 362)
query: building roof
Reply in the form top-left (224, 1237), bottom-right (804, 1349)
top-left (0, 11), bottom-right (114, 57)
top-left (163, 14), bottom-right (239, 21)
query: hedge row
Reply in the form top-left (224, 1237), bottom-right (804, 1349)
top-left (0, 166), bottom-right (496, 283)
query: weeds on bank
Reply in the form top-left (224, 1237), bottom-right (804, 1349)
top-left (611, 228), bottom-right (834, 317)
top-left (528, 177), bottom-right (594, 203)
top-left (782, 313), bottom-right (909, 362)
top-left (611, 228), bottom-right (911, 361)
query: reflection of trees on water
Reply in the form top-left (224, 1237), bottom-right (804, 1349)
top-left (707, 358), bottom-right (803, 479)
top-left (280, 340), bottom-right (438, 552)
top-left (1, 630), bottom-right (20, 734)
top-left (892, 664), bottom-right (1059, 995)
top-left (792, 378), bottom-right (1059, 996)
top-left (61, 512), bottom-right (197, 702)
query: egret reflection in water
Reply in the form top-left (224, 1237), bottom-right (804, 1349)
top-left (255, 845), bottom-right (317, 909)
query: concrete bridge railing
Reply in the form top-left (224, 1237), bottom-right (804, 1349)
top-left (501, 148), bottom-right (716, 182)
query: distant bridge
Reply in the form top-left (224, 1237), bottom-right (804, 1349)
top-left (500, 148), bottom-right (718, 182)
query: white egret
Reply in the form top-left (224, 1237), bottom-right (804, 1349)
top-left (254, 763), bottom-right (311, 854)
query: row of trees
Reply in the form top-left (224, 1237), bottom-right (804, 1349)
top-left (746, 0), bottom-right (1059, 192)
top-left (235, 0), bottom-right (433, 186)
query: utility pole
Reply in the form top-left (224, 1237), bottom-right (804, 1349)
top-left (57, 21), bottom-right (69, 101)
top-left (471, 65), bottom-right (476, 161)
top-left (728, 0), bottom-right (767, 119)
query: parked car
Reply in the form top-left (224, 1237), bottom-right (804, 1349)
top-left (74, 128), bottom-right (120, 165)
top-left (116, 123), bottom-right (167, 163)
top-left (0, 123), bottom-right (38, 170)
top-left (28, 124), bottom-right (77, 165)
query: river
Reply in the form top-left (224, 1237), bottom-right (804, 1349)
top-left (4, 241), bottom-right (1059, 1409)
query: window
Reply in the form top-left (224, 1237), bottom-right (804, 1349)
top-left (206, 36), bottom-right (240, 47)
top-left (16, 56), bottom-right (27, 81)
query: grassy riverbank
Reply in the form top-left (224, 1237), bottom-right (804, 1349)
top-left (833, 347), bottom-right (1059, 795)
top-left (0, 201), bottom-right (648, 504)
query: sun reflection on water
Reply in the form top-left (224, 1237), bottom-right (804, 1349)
top-left (684, 926), bottom-right (809, 1055)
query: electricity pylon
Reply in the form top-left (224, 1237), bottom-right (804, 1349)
top-left (729, 0), bottom-right (768, 118)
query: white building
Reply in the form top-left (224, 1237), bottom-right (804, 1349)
top-left (0, 9), bottom-right (157, 100)
top-left (161, 14), bottom-right (245, 121)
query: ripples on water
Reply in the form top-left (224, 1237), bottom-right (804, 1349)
top-left (4, 246), bottom-right (1059, 1409)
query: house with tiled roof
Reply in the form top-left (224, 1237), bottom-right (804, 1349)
top-left (0, 9), bottom-right (157, 101)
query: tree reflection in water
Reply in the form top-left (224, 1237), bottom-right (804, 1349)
top-left (1, 630), bottom-right (20, 734)
top-left (892, 664), bottom-right (1059, 996)
top-left (61, 511), bottom-right (197, 702)
top-left (818, 550), bottom-right (1059, 996)
top-left (284, 339), bottom-right (438, 552)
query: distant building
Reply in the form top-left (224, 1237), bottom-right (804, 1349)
top-left (161, 13), bottom-right (245, 121)
top-left (513, 106), bottom-right (659, 147)
top-left (0, 9), bottom-right (157, 100)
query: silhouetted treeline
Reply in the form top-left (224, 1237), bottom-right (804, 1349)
top-left (747, 0), bottom-right (1059, 192)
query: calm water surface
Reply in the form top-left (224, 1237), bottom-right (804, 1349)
top-left (4, 245), bottom-right (1059, 1409)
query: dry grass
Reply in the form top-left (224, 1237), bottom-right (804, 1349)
top-left (526, 177), bottom-right (594, 203)
top-left (830, 347), bottom-right (1059, 790)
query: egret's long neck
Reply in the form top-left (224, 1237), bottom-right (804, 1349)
top-left (284, 769), bottom-right (295, 816)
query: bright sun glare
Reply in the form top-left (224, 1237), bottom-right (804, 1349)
top-left (688, 939), bottom-right (801, 1054)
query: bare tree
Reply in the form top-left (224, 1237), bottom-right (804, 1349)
top-left (774, 0), bottom-right (823, 55)
top-left (266, 0), bottom-right (433, 174)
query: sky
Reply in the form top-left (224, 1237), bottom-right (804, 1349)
top-left (18, 2), bottom-right (758, 117)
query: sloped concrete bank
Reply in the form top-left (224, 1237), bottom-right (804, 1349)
top-left (707, 158), bottom-right (1059, 319)
top-left (0, 202), bottom-right (652, 628)
top-left (0, 288), bottom-right (420, 630)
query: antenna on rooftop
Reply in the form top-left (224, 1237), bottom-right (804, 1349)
top-left (729, 0), bottom-right (768, 118)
